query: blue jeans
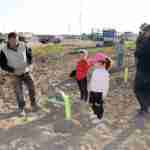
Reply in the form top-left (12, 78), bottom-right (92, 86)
top-left (117, 53), bottom-right (124, 68)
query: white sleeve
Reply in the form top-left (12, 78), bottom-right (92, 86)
top-left (103, 73), bottom-right (110, 98)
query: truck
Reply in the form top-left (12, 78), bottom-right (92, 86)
top-left (37, 35), bottom-right (62, 44)
top-left (103, 29), bottom-right (117, 46)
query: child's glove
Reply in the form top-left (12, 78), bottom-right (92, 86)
top-left (69, 70), bottom-right (76, 78)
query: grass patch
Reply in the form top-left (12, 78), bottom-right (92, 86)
top-left (124, 41), bottom-right (136, 49)
top-left (73, 47), bottom-right (114, 53)
top-left (32, 44), bottom-right (64, 56)
top-left (87, 47), bottom-right (103, 52)
top-left (73, 47), bottom-right (103, 53)
top-left (15, 116), bottom-right (35, 125)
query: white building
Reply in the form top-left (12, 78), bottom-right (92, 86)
top-left (123, 32), bottom-right (138, 41)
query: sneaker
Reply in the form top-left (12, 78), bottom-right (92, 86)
top-left (95, 122), bottom-right (105, 129)
top-left (16, 108), bottom-right (26, 116)
top-left (80, 96), bottom-right (84, 101)
top-left (137, 110), bottom-right (148, 117)
top-left (89, 113), bottom-right (97, 120)
top-left (92, 117), bottom-right (102, 124)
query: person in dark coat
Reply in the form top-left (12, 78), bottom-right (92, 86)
top-left (134, 24), bottom-right (150, 115)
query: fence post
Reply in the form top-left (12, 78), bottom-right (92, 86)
top-left (124, 67), bottom-right (128, 83)
top-left (60, 91), bottom-right (72, 120)
top-left (124, 52), bottom-right (129, 83)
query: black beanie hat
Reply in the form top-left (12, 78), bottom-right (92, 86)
top-left (142, 25), bottom-right (150, 32)
top-left (8, 32), bottom-right (17, 39)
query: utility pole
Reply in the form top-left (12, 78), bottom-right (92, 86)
top-left (68, 24), bottom-right (71, 35)
top-left (79, 0), bottom-right (83, 37)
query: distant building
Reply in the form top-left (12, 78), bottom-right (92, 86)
top-left (0, 34), bottom-right (6, 43)
top-left (18, 32), bottom-right (33, 37)
top-left (123, 32), bottom-right (138, 41)
top-left (18, 32), bottom-right (33, 42)
top-left (62, 34), bottom-right (81, 39)
top-left (103, 29), bottom-right (117, 46)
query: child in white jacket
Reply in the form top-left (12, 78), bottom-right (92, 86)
top-left (89, 53), bottom-right (111, 120)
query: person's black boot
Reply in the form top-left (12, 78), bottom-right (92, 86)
top-left (83, 94), bottom-right (88, 102)
top-left (80, 97), bottom-right (84, 101)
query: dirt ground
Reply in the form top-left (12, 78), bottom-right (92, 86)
top-left (0, 43), bottom-right (150, 150)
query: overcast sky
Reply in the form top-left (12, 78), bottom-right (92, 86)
top-left (0, 0), bottom-right (150, 34)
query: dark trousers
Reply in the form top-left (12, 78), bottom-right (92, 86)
top-left (77, 77), bottom-right (88, 102)
top-left (89, 92), bottom-right (104, 120)
top-left (13, 72), bottom-right (36, 109)
top-left (134, 74), bottom-right (150, 112)
top-left (134, 90), bottom-right (150, 112)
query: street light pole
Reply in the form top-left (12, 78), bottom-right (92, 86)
top-left (79, 0), bottom-right (83, 38)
